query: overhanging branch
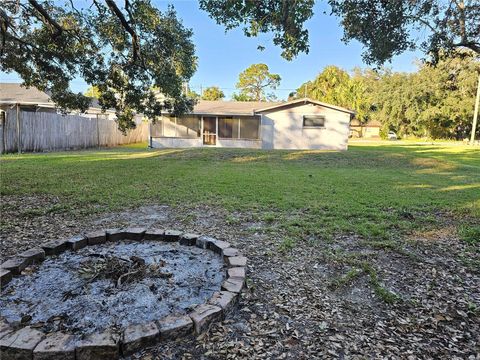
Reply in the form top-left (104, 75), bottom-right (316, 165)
top-left (105, 0), bottom-right (141, 61)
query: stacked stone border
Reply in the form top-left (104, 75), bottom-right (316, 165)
top-left (0, 228), bottom-right (247, 360)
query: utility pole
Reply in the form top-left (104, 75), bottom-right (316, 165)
top-left (470, 72), bottom-right (480, 144)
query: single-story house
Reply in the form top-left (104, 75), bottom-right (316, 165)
top-left (150, 98), bottom-right (354, 150)
top-left (0, 83), bottom-right (115, 119)
top-left (349, 118), bottom-right (381, 138)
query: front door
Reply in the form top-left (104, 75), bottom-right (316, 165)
top-left (203, 117), bottom-right (216, 145)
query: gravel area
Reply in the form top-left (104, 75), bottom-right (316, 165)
top-left (1, 196), bottom-right (479, 359)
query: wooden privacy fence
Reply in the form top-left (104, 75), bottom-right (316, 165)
top-left (0, 109), bottom-right (149, 153)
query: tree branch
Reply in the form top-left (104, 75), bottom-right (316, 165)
top-left (105, 0), bottom-right (141, 61)
top-left (27, 0), bottom-right (63, 36)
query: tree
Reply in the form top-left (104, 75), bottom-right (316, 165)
top-left (186, 89), bottom-right (201, 100)
top-left (85, 86), bottom-right (101, 99)
top-left (295, 66), bottom-right (372, 123)
top-left (200, 0), bottom-right (479, 65)
top-left (235, 64), bottom-right (281, 101)
top-left (199, 0), bottom-right (314, 61)
top-left (202, 86), bottom-right (225, 101)
top-left (369, 51), bottom-right (479, 139)
top-left (231, 92), bottom-right (253, 102)
top-left (0, 0), bottom-right (196, 132)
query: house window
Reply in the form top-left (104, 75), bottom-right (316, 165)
top-left (303, 115), bottom-right (326, 128)
top-left (239, 117), bottom-right (260, 139)
top-left (218, 117), bottom-right (239, 139)
top-left (218, 116), bottom-right (260, 140)
top-left (159, 115), bottom-right (200, 138)
top-left (176, 115), bottom-right (201, 138)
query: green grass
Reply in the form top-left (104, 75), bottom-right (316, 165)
top-left (1, 142), bottom-right (479, 244)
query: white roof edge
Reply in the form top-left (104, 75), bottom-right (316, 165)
top-left (0, 101), bottom-right (55, 107)
top-left (254, 98), bottom-right (355, 115)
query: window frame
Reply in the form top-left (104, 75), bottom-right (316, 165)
top-left (303, 115), bottom-right (326, 128)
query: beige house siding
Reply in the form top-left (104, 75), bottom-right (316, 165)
top-left (260, 103), bottom-right (350, 150)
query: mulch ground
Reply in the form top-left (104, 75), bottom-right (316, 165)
top-left (1, 195), bottom-right (479, 359)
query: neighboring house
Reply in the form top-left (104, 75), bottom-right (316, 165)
top-left (0, 83), bottom-right (115, 118)
top-left (151, 98), bottom-right (354, 150)
top-left (349, 119), bottom-right (381, 138)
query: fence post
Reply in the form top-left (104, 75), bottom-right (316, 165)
top-left (96, 116), bottom-right (100, 148)
top-left (16, 103), bottom-right (21, 154)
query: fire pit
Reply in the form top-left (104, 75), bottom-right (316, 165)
top-left (0, 229), bottom-right (247, 359)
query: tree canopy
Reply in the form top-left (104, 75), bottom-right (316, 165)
top-left (296, 52), bottom-right (479, 139)
top-left (295, 66), bottom-right (370, 123)
top-left (235, 63), bottom-right (281, 101)
top-left (202, 86), bottom-right (225, 101)
top-left (201, 0), bottom-right (479, 64)
top-left (0, 0), bottom-right (196, 132)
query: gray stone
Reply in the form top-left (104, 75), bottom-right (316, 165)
top-left (1, 269), bottom-right (12, 288)
top-left (227, 256), bottom-right (247, 267)
top-left (196, 236), bottom-right (215, 249)
top-left (86, 231), bottom-right (107, 246)
top-left (66, 235), bottom-right (88, 251)
top-left (158, 315), bottom-right (193, 340)
top-left (19, 248), bottom-right (45, 263)
top-left (189, 304), bottom-right (223, 334)
top-left (76, 331), bottom-right (119, 360)
top-left (144, 229), bottom-right (165, 241)
top-left (105, 229), bottom-right (124, 242)
top-left (222, 248), bottom-right (240, 259)
top-left (208, 240), bottom-right (231, 254)
top-left (221, 278), bottom-right (244, 293)
top-left (227, 267), bottom-right (246, 280)
top-left (0, 319), bottom-right (13, 340)
top-left (164, 229), bottom-right (182, 242)
top-left (208, 291), bottom-right (238, 314)
top-left (179, 233), bottom-right (199, 246)
top-left (0, 327), bottom-right (45, 360)
top-left (122, 228), bottom-right (146, 241)
top-left (1, 257), bottom-right (29, 275)
top-left (33, 332), bottom-right (76, 360)
top-left (41, 239), bottom-right (68, 256)
top-left (121, 322), bottom-right (159, 356)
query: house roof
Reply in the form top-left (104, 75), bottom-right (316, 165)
top-left (254, 98), bottom-right (355, 115)
top-left (0, 83), bottom-right (54, 107)
top-left (0, 83), bottom-right (108, 112)
top-left (191, 100), bottom-right (281, 116)
top-left (350, 119), bottom-right (382, 127)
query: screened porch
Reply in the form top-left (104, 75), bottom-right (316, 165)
top-left (150, 114), bottom-right (262, 148)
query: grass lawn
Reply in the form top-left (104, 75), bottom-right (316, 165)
top-left (1, 142), bottom-right (479, 358)
top-left (1, 142), bottom-right (479, 243)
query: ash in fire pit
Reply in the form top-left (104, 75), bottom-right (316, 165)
top-left (0, 229), bottom-right (247, 359)
top-left (1, 241), bottom-right (223, 334)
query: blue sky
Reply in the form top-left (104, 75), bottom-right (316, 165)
top-left (0, 0), bottom-right (422, 100)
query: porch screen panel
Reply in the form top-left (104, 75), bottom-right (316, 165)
top-left (218, 117), bottom-right (239, 139)
top-left (150, 119), bottom-right (163, 137)
top-left (239, 117), bottom-right (260, 139)
top-left (163, 115), bottom-right (176, 137)
top-left (176, 115), bottom-right (200, 138)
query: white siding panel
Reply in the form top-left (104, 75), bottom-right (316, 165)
top-left (261, 103), bottom-right (350, 150)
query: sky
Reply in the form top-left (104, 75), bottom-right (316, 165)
top-left (0, 0), bottom-right (422, 100)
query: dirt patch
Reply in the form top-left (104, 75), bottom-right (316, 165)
top-left (1, 197), bottom-right (479, 359)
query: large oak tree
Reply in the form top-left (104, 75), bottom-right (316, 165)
top-left (200, 0), bottom-right (480, 64)
top-left (0, 0), bottom-right (196, 132)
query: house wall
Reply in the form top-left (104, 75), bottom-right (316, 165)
top-left (217, 138), bottom-right (262, 148)
top-left (151, 137), bottom-right (202, 148)
top-left (363, 126), bottom-right (380, 138)
top-left (261, 103), bottom-right (350, 150)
